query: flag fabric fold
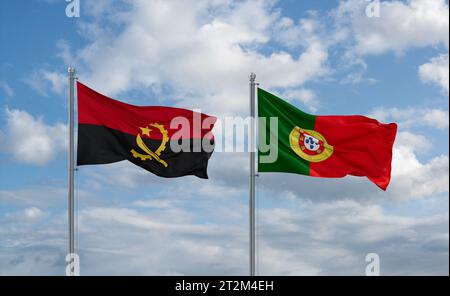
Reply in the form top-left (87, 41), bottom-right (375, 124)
top-left (258, 88), bottom-right (397, 190)
top-left (77, 82), bottom-right (216, 179)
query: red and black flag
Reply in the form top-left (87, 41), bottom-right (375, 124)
top-left (77, 82), bottom-right (216, 179)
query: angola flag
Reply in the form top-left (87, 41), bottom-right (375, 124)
top-left (258, 88), bottom-right (397, 190)
top-left (77, 82), bottom-right (216, 178)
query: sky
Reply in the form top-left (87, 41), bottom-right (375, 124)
top-left (0, 0), bottom-right (448, 275)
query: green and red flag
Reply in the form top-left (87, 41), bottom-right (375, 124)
top-left (258, 88), bottom-right (397, 190)
top-left (77, 82), bottom-right (216, 178)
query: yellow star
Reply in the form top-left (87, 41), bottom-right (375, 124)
top-left (140, 127), bottom-right (152, 136)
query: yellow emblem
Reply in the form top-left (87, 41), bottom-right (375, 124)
top-left (289, 126), bottom-right (333, 162)
top-left (131, 123), bottom-right (169, 167)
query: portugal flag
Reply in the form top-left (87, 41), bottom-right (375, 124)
top-left (258, 88), bottom-right (397, 190)
top-left (77, 82), bottom-right (216, 178)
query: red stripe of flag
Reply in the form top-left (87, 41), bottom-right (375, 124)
top-left (77, 82), bottom-right (216, 140)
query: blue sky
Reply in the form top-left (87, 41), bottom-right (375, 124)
top-left (0, 0), bottom-right (449, 275)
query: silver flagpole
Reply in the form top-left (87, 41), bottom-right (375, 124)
top-left (249, 73), bottom-right (256, 276)
top-left (67, 67), bottom-right (76, 276)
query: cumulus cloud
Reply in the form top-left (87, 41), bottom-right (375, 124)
top-left (395, 131), bottom-right (430, 153)
top-left (0, 109), bottom-right (67, 165)
top-left (331, 0), bottom-right (449, 83)
top-left (24, 69), bottom-right (66, 97)
top-left (0, 187), bottom-right (67, 208)
top-left (0, 81), bottom-right (13, 97)
top-left (369, 107), bottom-right (449, 130)
top-left (423, 109), bottom-right (450, 129)
top-left (24, 206), bottom-right (46, 218)
top-left (335, 0), bottom-right (449, 55)
top-left (419, 53), bottom-right (449, 94)
top-left (62, 0), bottom-right (328, 115)
top-left (389, 133), bottom-right (449, 201)
top-left (0, 194), bottom-right (447, 275)
top-left (340, 70), bottom-right (377, 85)
top-left (80, 200), bottom-right (448, 275)
top-left (272, 11), bottom-right (336, 49)
top-left (257, 199), bottom-right (449, 275)
top-left (80, 161), bottom-right (151, 189)
top-left (278, 88), bottom-right (319, 112)
top-left (2, 207), bottom-right (49, 225)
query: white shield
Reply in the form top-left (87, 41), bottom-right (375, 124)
top-left (303, 134), bottom-right (320, 151)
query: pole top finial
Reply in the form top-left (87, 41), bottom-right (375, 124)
top-left (249, 72), bottom-right (256, 82)
top-left (68, 67), bottom-right (76, 75)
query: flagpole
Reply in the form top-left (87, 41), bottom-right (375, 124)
top-left (67, 66), bottom-right (76, 276)
top-left (249, 72), bottom-right (256, 276)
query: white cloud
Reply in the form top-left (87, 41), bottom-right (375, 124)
top-left (0, 81), bottom-right (13, 97)
top-left (65, 0), bottom-right (327, 115)
top-left (81, 207), bottom-right (220, 234)
top-left (395, 131), bottom-right (430, 153)
top-left (23, 207), bottom-right (46, 219)
top-left (278, 88), bottom-right (319, 112)
top-left (390, 135), bottom-right (449, 201)
top-left (0, 195), bottom-right (447, 275)
top-left (423, 108), bottom-right (450, 129)
top-left (1, 109), bottom-right (67, 165)
top-left (273, 12), bottom-right (326, 49)
top-left (369, 107), bottom-right (449, 130)
top-left (132, 199), bottom-right (175, 209)
top-left (25, 69), bottom-right (66, 97)
top-left (56, 39), bottom-right (76, 65)
top-left (22, 207), bottom-right (49, 223)
top-left (81, 161), bottom-right (150, 189)
top-left (2, 207), bottom-right (49, 225)
top-left (0, 187), bottom-right (66, 207)
top-left (340, 71), bottom-right (377, 85)
top-left (257, 199), bottom-right (449, 275)
top-left (335, 0), bottom-right (449, 55)
top-left (419, 53), bottom-right (449, 94)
